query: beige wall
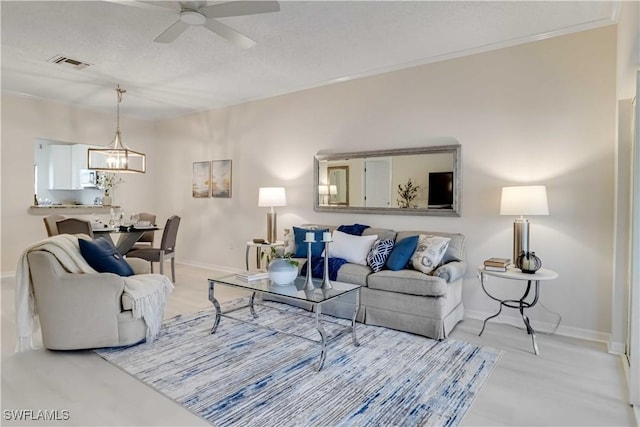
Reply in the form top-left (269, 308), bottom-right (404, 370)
top-left (1, 26), bottom-right (617, 339)
top-left (151, 27), bottom-right (616, 337)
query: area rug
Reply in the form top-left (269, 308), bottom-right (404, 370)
top-left (96, 300), bottom-right (501, 426)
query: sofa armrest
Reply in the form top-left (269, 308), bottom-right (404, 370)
top-left (126, 257), bottom-right (150, 275)
top-left (433, 261), bottom-right (466, 283)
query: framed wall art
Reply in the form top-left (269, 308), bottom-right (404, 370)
top-left (211, 159), bottom-right (232, 198)
top-left (192, 161), bottom-right (211, 198)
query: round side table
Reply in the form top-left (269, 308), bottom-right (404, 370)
top-left (478, 266), bottom-right (560, 355)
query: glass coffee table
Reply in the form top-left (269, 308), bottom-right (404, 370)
top-left (208, 274), bottom-right (361, 371)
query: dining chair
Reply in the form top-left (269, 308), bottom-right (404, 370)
top-left (128, 212), bottom-right (157, 251)
top-left (55, 218), bottom-right (94, 238)
top-left (43, 214), bottom-right (65, 237)
top-left (126, 215), bottom-right (181, 282)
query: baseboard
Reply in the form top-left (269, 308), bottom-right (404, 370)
top-left (176, 260), bottom-right (238, 275)
top-left (609, 340), bottom-right (627, 355)
top-left (465, 309), bottom-right (611, 346)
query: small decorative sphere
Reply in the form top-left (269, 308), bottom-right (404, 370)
top-left (516, 251), bottom-right (542, 274)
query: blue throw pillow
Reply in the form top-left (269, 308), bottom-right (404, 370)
top-left (79, 238), bottom-right (134, 277)
top-left (293, 227), bottom-right (329, 258)
top-left (385, 235), bottom-right (419, 271)
top-left (337, 224), bottom-right (370, 236)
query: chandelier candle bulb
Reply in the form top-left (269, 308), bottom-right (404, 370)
top-left (305, 232), bottom-right (315, 242)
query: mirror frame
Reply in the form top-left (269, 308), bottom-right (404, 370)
top-left (313, 144), bottom-right (461, 216)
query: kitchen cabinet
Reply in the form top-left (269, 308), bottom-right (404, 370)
top-left (48, 144), bottom-right (89, 190)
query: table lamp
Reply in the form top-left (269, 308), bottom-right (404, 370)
top-left (500, 185), bottom-right (549, 264)
top-left (258, 187), bottom-right (286, 243)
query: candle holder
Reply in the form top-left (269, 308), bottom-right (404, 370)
top-left (321, 237), bottom-right (332, 289)
top-left (303, 239), bottom-right (315, 291)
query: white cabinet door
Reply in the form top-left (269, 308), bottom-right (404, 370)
top-left (48, 144), bottom-right (89, 190)
top-left (71, 144), bottom-right (88, 189)
top-left (48, 145), bottom-right (72, 190)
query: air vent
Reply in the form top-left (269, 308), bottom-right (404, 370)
top-left (47, 55), bottom-right (92, 70)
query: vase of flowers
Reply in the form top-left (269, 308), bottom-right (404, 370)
top-left (96, 172), bottom-right (123, 206)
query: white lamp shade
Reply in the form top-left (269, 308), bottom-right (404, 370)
top-left (329, 184), bottom-right (337, 195)
top-left (318, 185), bottom-right (329, 195)
top-left (500, 186), bottom-right (549, 215)
top-left (258, 187), bottom-right (287, 207)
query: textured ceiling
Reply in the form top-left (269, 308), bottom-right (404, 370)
top-left (1, 1), bottom-right (617, 120)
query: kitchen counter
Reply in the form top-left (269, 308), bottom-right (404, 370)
top-left (29, 205), bottom-right (120, 215)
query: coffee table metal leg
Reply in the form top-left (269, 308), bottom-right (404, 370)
top-left (351, 289), bottom-right (360, 347)
top-left (208, 279), bottom-right (222, 334)
top-left (249, 292), bottom-right (258, 318)
top-left (315, 304), bottom-right (327, 371)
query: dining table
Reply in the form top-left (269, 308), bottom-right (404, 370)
top-left (93, 225), bottom-right (160, 255)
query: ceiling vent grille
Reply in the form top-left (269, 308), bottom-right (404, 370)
top-left (47, 55), bottom-right (92, 70)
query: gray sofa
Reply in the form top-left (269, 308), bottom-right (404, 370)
top-left (281, 226), bottom-right (466, 340)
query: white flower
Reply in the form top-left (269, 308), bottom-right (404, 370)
top-left (96, 173), bottom-right (123, 191)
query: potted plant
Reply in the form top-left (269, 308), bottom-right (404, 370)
top-left (397, 178), bottom-right (420, 208)
top-left (96, 172), bottom-right (123, 206)
top-left (262, 247), bottom-right (299, 285)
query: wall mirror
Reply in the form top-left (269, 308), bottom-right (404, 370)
top-left (314, 144), bottom-right (461, 216)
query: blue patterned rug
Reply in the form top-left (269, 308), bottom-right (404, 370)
top-left (96, 300), bottom-right (501, 426)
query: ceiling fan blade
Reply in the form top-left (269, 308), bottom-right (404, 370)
top-left (199, 1), bottom-right (280, 19)
top-left (204, 19), bottom-right (256, 49)
top-left (154, 19), bottom-right (190, 43)
top-left (102, 0), bottom-right (180, 14)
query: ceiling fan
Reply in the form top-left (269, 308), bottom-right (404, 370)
top-left (113, 1), bottom-right (280, 49)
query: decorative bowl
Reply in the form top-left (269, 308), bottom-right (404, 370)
top-left (268, 258), bottom-right (298, 285)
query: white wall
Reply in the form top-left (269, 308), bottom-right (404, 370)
top-left (1, 95), bottom-right (158, 270)
top-left (150, 27), bottom-right (616, 337)
top-left (0, 26), bottom-right (618, 339)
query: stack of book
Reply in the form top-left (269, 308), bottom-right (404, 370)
top-left (235, 270), bottom-right (269, 281)
top-left (483, 257), bottom-right (511, 272)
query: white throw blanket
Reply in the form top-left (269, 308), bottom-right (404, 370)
top-left (15, 234), bottom-right (173, 352)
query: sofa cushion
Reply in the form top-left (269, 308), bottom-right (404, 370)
top-left (367, 269), bottom-right (448, 297)
top-left (385, 235), bottom-right (419, 271)
top-left (79, 238), bottom-right (134, 277)
top-left (336, 263), bottom-right (372, 287)
top-left (396, 230), bottom-right (464, 263)
top-left (293, 227), bottom-right (328, 258)
top-left (367, 238), bottom-right (395, 272)
top-left (327, 230), bottom-right (378, 265)
top-left (411, 235), bottom-right (451, 274)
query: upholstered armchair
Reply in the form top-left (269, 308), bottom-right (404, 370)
top-left (26, 250), bottom-right (153, 350)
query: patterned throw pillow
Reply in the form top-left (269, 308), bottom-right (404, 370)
top-left (411, 234), bottom-right (451, 274)
top-left (367, 239), bottom-right (395, 272)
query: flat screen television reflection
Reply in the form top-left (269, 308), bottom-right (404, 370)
top-left (428, 172), bottom-right (454, 209)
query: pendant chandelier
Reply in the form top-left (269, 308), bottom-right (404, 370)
top-left (88, 84), bottom-right (146, 173)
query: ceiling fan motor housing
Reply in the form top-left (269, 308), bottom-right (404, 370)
top-left (180, 10), bottom-right (207, 25)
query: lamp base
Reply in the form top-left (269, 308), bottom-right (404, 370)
top-left (266, 210), bottom-right (277, 243)
top-left (513, 218), bottom-right (530, 264)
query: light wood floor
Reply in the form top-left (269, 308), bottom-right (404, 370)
top-left (1, 264), bottom-right (635, 426)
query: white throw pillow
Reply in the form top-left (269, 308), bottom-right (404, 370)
top-left (327, 230), bottom-right (378, 265)
top-left (411, 234), bottom-right (451, 274)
